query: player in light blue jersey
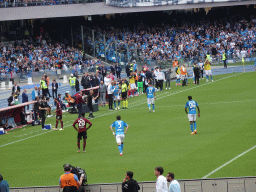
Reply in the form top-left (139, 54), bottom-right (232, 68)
top-left (110, 115), bottom-right (129, 156)
top-left (185, 96), bottom-right (200, 135)
top-left (113, 81), bottom-right (121, 110)
top-left (146, 83), bottom-right (156, 113)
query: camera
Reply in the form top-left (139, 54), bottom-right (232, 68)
top-left (71, 166), bottom-right (88, 186)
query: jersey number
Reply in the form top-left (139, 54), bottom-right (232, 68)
top-left (189, 103), bottom-right (196, 108)
top-left (78, 119), bottom-right (85, 128)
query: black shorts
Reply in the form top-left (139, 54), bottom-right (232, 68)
top-left (56, 115), bottom-right (62, 120)
top-left (78, 131), bottom-right (87, 140)
top-left (122, 92), bottom-right (127, 99)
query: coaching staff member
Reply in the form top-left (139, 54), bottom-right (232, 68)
top-left (122, 171), bottom-right (140, 192)
top-left (59, 164), bottom-right (84, 192)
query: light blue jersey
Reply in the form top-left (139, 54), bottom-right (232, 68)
top-left (113, 85), bottom-right (119, 97)
top-left (185, 100), bottom-right (198, 114)
top-left (111, 120), bottom-right (128, 135)
top-left (146, 87), bottom-right (155, 98)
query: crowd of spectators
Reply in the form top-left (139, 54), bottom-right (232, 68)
top-left (0, 0), bottom-right (103, 8)
top-left (0, 40), bottom-right (104, 81)
top-left (89, 15), bottom-right (256, 64)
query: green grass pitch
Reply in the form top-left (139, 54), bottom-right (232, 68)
top-left (0, 71), bottom-right (255, 187)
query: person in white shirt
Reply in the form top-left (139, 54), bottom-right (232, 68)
top-left (157, 68), bottom-right (165, 91)
top-left (166, 172), bottom-right (180, 192)
top-left (155, 166), bottom-right (168, 192)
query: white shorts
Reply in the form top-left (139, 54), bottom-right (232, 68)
top-left (147, 98), bottom-right (155, 105)
top-left (181, 75), bottom-right (186, 80)
top-left (116, 134), bottom-right (125, 144)
top-left (114, 95), bottom-right (120, 101)
top-left (130, 83), bottom-right (136, 90)
top-left (176, 74), bottom-right (180, 79)
top-left (205, 70), bottom-right (212, 76)
top-left (188, 114), bottom-right (196, 121)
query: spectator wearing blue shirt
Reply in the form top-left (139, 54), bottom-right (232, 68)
top-left (22, 89), bottom-right (29, 110)
top-left (166, 172), bottom-right (180, 192)
top-left (0, 173), bottom-right (9, 192)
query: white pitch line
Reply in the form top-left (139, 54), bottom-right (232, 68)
top-left (0, 73), bottom-right (242, 147)
top-left (202, 145), bottom-right (256, 179)
top-left (0, 130), bottom-right (53, 148)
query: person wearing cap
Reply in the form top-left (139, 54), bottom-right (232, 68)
top-left (0, 173), bottom-right (9, 192)
top-left (59, 164), bottom-right (84, 192)
top-left (69, 74), bottom-right (76, 97)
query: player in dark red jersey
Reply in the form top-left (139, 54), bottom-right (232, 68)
top-left (73, 113), bottom-right (92, 153)
top-left (54, 98), bottom-right (63, 130)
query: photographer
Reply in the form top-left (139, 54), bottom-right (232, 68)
top-left (59, 164), bottom-right (84, 192)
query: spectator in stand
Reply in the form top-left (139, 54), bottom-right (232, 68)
top-left (32, 86), bottom-right (38, 101)
top-left (52, 79), bottom-right (58, 99)
top-left (22, 89), bottom-right (29, 110)
top-left (110, 64), bottom-right (116, 76)
top-left (0, 173), bottom-right (9, 192)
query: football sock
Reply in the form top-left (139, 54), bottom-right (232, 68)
top-left (77, 139), bottom-right (80, 149)
top-left (114, 102), bottom-right (116, 108)
top-left (55, 121), bottom-right (58, 128)
top-left (148, 104), bottom-right (151, 109)
top-left (118, 145), bottom-right (122, 153)
top-left (83, 140), bottom-right (86, 150)
top-left (190, 124), bottom-right (194, 132)
top-left (210, 76), bottom-right (213, 80)
top-left (152, 104), bottom-right (155, 110)
top-left (61, 121), bottom-right (63, 129)
top-left (121, 143), bottom-right (124, 152)
top-left (118, 101), bottom-right (120, 106)
top-left (126, 100), bottom-right (128, 108)
top-left (194, 122), bottom-right (197, 130)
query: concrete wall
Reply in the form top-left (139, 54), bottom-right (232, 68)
top-left (10, 176), bottom-right (256, 192)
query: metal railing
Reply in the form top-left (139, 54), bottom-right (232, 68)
top-left (9, 176), bottom-right (256, 192)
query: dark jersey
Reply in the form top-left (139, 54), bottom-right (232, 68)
top-left (56, 102), bottom-right (62, 116)
top-left (73, 117), bottom-right (92, 133)
top-left (87, 95), bottom-right (92, 106)
top-left (39, 101), bottom-right (47, 115)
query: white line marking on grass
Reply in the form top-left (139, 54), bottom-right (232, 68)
top-left (0, 73), bottom-right (242, 147)
top-left (202, 145), bottom-right (256, 179)
top-left (0, 130), bottom-right (53, 148)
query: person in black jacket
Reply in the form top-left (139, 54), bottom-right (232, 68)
top-left (122, 171), bottom-right (140, 192)
top-left (193, 63), bottom-right (200, 85)
top-left (81, 73), bottom-right (89, 89)
top-left (75, 77), bottom-right (80, 93)
top-left (7, 92), bottom-right (15, 106)
top-left (52, 79), bottom-right (58, 99)
top-left (12, 83), bottom-right (20, 95)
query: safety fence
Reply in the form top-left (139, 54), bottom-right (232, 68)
top-left (9, 176), bottom-right (256, 192)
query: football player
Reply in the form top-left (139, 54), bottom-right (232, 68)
top-left (54, 98), bottom-right (63, 130)
top-left (185, 96), bottom-right (200, 135)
